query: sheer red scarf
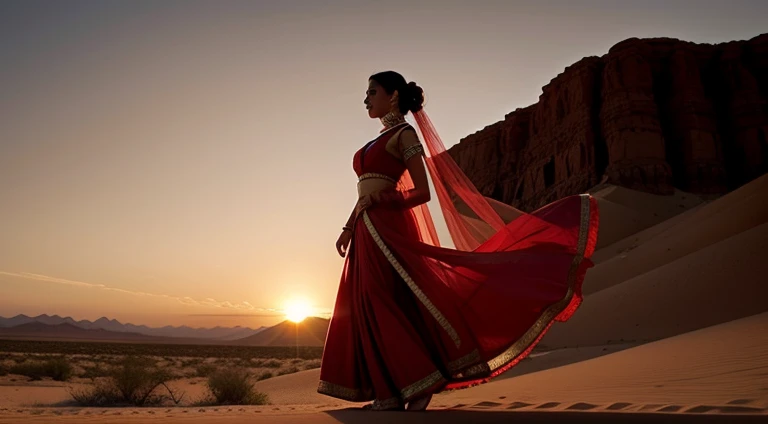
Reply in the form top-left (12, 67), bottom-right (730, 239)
top-left (398, 109), bottom-right (525, 251)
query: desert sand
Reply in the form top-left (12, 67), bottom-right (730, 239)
top-left (1, 176), bottom-right (767, 423)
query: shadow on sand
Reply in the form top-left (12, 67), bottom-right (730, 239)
top-left (327, 408), bottom-right (766, 423)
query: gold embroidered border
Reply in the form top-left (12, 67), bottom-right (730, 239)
top-left (358, 172), bottom-right (397, 184)
top-left (362, 211), bottom-right (462, 348)
top-left (447, 349), bottom-right (480, 374)
top-left (317, 380), bottom-right (363, 401)
top-left (401, 370), bottom-right (445, 400)
top-left (482, 194), bottom-right (591, 373)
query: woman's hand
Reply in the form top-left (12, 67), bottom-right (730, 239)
top-left (336, 229), bottom-right (352, 258)
top-left (356, 194), bottom-right (374, 216)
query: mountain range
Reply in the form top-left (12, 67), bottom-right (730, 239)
top-left (0, 314), bottom-right (265, 341)
top-left (0, 314), bottom-right (331, 347)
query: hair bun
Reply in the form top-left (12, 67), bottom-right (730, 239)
top-left (402, 81), bottom-right (425, 113)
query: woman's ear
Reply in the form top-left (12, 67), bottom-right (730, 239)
top-left (389, 90), bottom-right (400, 111)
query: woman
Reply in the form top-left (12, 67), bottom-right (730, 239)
top-left (318, 71), bottom-right (599, 411)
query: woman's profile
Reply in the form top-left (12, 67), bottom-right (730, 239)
top-left (317, 71), bottom-right (599, 411)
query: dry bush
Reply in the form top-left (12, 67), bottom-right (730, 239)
top-left (277, 366), bottom-right (299, 376)
top-left (0, 363), bottom-right (8, 376)
top-left (201, 368), bottom-right (268, 405)
top-left (69, 355), bottom-right (178, 407)
top-left (9, 356), bottom-right (72, 381)
top-left (111, 356), bottom-right (172, 406)
top-left (256, 371), bottom-right (273, 381)
top-left (302, 359), bottom-right (321, 370)
top-left (195, 363), bottom-right (217, 378)
top-left (80, 364), bottom-right (111, 381)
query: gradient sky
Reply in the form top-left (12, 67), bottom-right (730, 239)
top-left (1, 0), bottom-right (766, 329)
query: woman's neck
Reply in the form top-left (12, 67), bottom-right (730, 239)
top-left (380, 110), bottom-right (406, 132)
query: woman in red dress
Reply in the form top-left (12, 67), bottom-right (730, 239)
top-left (317, 71), bottom-right (599, 411)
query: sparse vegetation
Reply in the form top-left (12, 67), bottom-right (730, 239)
top-left (0, 339), bottom-right (323, 360)
top-left (277, 366), bottom-right (299, 376)
top-left (69, 356), bottom-right (178, 407)
top-left (202, 368), bottom-right (268, 405)
top-left (0, 339), bottom-right (328, 407)
top-left (195, 363), bottom-right (217, 377)
top-left (8, 356), bottom-right (72, 381)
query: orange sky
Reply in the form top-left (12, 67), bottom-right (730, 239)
top-left (1, 0), bottom-right (766, 329)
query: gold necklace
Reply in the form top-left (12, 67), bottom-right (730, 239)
top-left (381, 110), bottom-right (406, 131)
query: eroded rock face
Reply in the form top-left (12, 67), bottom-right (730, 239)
top-left (448, 34), bottom-right (768, 211)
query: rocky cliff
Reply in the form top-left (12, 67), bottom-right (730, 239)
top-left (448, 34), bottom-right (768, 211)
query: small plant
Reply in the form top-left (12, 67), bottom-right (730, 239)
top-left (0, 363), bottom-right (8, 376)
top-left (204, 368), bottom-right (268, 405)
top-left (9, 357), bottom-right (72, 381)
top-left (80, 364), bottom-right (110, 381)
top-left (111, 356), bottom-right (171, 406)
top-left (68, 381), bottom-right (120, 406)
top-left (44, 357), bottom-right (73, 381)
top-left (69, 355), bottom-right (176, 407)
top-left (277, 366), bottom-right (299, 376)
top-left (195, 364), bottom-right (217, 378)
top-left (261, 359), bottom-right (282, 368)
top-left (302, 359), bottom-right (321, 370)
top-left (256, 371), bottom-right (273, 381)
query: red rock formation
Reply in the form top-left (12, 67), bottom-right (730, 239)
top-left (448, 33), bottom-right (768, 211)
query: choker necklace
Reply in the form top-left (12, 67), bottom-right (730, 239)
top-left (381, 110), bottom-right (406, 131)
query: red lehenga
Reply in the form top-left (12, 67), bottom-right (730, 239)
top-left (317, 111), bottom-right (599, 409)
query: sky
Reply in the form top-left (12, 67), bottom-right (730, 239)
top-left (1, 0), bottom-right (766, 329)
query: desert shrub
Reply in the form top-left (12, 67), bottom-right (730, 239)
top-left (12, 355), bottom-right (30, 364)
top-left (204, 368), bottom-right (268, 405)
top-left (277, 366), bottom-right (299, 376)
top-left (0, 363), bottom-right (8, 376)
top-left (69, 381), bottom-right (120, 406)
top-left (256, 371), bottom-right (273, 381)
top-left (9, 357), bottom-right (72, 381)
top-left (80, 364), bottom-right (111, 380)
top-left (302, 359), bottom-right (321, 370)
top-left (69, 356), bottom-right (179, 407)
top-left (195, 363), bottom-right (217, 378)
top-left (180, 358), bottom-right (202, 368)
top-left (261, 359), bottom-right (282, 368)
top-left (110, 356), bottom-right (172, 406)
top-left (45, 357), bottom-right (73, 381)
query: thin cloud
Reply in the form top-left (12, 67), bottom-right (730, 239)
top-left (0, 271), bottom-right (272, 312)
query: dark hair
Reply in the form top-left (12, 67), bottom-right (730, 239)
top-left (369, 71), bottom-right (425, 114)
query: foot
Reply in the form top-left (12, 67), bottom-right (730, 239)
top-left (361, 399), bottom-right (404, 411)
top-left (406, 393), bottom-right (432, 411)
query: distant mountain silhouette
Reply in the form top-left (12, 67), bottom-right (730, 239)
top-left (0, 322), bottom-right (177, 343)
top-left (234, 317), bottom-right (329, 346)
top-left (0, 314), bottom-right (265, 340)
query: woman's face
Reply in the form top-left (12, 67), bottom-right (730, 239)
top-left (364, 80), bottom-right (392, 119)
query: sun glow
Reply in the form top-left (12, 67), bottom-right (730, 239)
top-left (284, 298), bottom-right (312, 323)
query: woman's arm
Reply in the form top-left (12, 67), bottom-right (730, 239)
top-left (373, 128), bottom-right (431, 209)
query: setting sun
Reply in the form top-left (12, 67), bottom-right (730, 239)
top-left (284, 298), bottom-right (312, 323)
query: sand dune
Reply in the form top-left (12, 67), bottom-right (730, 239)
top-left (436, 311), bottom-right (768, 410)
top-left (542, 222), bottom-right (768, 349)
top-left (586, 174), bottom-right (768, 294)
top-left (590, 184), bottom-right (704, 249)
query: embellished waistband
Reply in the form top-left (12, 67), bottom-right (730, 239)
top-left (358, 173), bottom-right (396, 184)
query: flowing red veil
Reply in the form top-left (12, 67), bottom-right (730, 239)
top-left (400, 109), bottom-right (575, 251)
